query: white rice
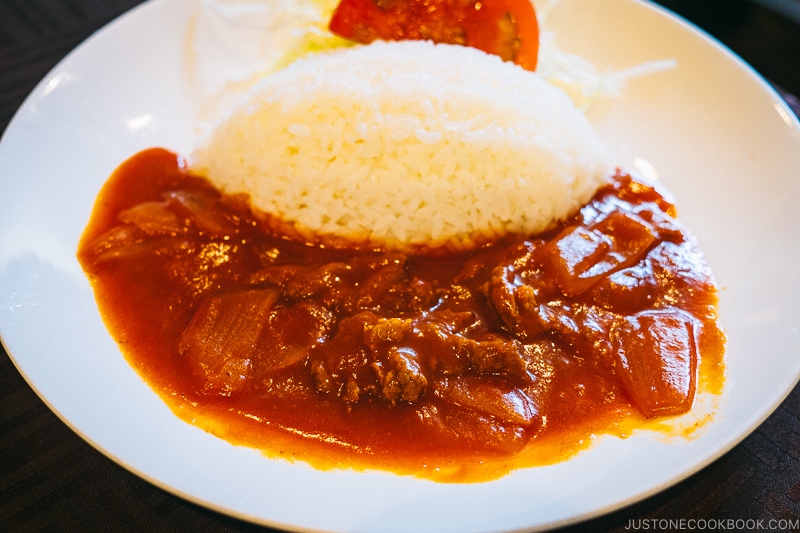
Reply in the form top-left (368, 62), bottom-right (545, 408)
top-left (191, 40), bottom-right (614, 252)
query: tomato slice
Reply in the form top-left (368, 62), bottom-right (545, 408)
top-left (329, 0), bottom-right (539, 71)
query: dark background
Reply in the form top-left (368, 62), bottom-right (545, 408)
top-left (1, 1), bottom-right (799, 532)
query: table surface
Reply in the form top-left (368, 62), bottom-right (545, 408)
top-left (1, 1), bottom-right (799, 532)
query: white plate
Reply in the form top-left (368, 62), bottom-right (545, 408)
top-left (1, 0), bottom-right (799, 531)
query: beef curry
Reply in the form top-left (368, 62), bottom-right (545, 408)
top-left (78, 148), bottom-right (725, 481)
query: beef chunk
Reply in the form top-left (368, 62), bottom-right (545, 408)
top-left (380, 347), bottom-right (428, 403)
top-left (485, 263), bottom-right (548, 341)
top-left (248, 262), bottom-right (353, 309)
top-left (414, 311), bottom-right (528, 377)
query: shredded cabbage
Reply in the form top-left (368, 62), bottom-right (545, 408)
top-left (535, 0), bottom-right (676, 108)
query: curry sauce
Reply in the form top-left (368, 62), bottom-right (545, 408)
top-left (78, 148), bottom-right (725, 481)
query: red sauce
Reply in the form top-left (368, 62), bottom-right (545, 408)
top-left (78, 148), bottom-right (725, 482)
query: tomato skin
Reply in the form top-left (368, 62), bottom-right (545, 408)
top-left (329, 0), bottom-right (539, 71)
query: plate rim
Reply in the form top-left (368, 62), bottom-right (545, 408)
top-left (1, 0), bottom-right (799, 531)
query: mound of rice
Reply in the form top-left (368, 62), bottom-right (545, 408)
top-left (191, 40), bottom-right (614, 251)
